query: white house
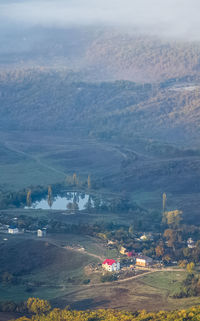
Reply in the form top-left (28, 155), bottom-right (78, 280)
top-left (37, 229), bottom-right (46, 237)
top-left (102, 259), bottom-right (120, 272)
top-left (8, 226), bottom-right (19, 234)
top-left (140, 233), bottom-right (153, 241)
top-left (140, 234), bottom-right (148, 241)
top-left (136, 255), bottom-right (153, 267)
top-left (187, 238), bottom-right (196, 249)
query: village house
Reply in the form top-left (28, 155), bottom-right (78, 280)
top-left (120, 246), bottom-right (127, 255)
top-left (102, 259), bottom-right (120, 272)
top-left (107, 240), bottom-right (116, 246)
top-left (8, 226), bottom-right (19, 234)
top-left (140, 233), bottom-right (153, 241)
top-left (120, 246), bottom-right (135, 257)
top-left (37, 229), bottom-right (47, 237)
top-left (187, 238), bottom-right (196, 249)
top-left (140, 234), bottom-right (148, 241)
top-left (136, 255), bottom-right (153, 267)
top-left (126, 250), bottom-right (135, 257)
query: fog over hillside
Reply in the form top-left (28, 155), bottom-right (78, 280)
top-left (0, 0), bottom-right (200, 82)
top-left (1, 0), bottom-right (200, 40)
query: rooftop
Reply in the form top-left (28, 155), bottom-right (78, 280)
top-left (102, 259), bottom-right (117, 266)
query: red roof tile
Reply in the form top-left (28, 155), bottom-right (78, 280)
top-left (127, 252), bottom-right (134, 257)
top-left (102, 259), bottom-right (116, 266)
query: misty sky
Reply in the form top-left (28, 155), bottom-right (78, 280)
top-left (0, 0), bottom-right (199, 40)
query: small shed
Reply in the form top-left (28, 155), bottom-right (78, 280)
top-left (37, 229), bottom-right (47, 238)
top-left (187, 238), bottom-right (196, 249)
top-left (8, 226), bottom-right (19, 234)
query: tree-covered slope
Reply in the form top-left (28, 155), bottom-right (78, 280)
top-left (13, 304), bottom-right (200, 321)
top-left (1, 70), bottom-right (200, 146)
top-left (84, 32), bottom-right (200, 82)
top-left (1, 26), bottom-right (200, 82)
top-left (0, 70), bottom-right (153, 131)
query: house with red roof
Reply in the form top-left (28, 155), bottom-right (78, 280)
top-left (126, 250), bottom-right (135, 258)
top-left (102, 259), bottom-right (120, 272)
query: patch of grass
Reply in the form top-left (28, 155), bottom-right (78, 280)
top-left (0, 283), bottom-right (72, 302)
top-left (0, 236), bottom-right (96, 302)
top-left (46, 233), bottom-right (118, 260)
top-left (0, 161), bottom-right (64, 191)
top-left (140, 271), bottom-right (188, 295)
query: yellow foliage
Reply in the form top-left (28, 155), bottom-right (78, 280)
top-left (87, 175), bottom-right (91, 189)
top-left (178, 260), bottom-right (187, 268)
top-left (26, 189), bottom-right (32, 207)
top-left (165, 209), bottom-right (183, 226)
top-left (97, 233), bottom-right (107, 240)
top-left (162, 192), bottom-right (167, 212)
top-left (73, 173), bottom-right (77, 185)
top-left (14, 301), bottom-right (200, 321)
top-left (187, 262), bottom-right (195, 273)
top-left (27, 297), bottom-right (51, 315)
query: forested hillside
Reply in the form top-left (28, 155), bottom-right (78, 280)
top-left (1, 70), bottom-right (200, 146)
top-left (84, 32), bottom-right (200, 82)
top-left (1, 26), bottom-right (200, 82)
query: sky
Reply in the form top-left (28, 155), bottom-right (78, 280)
top-left (0, 0), bottom-right (199, 41)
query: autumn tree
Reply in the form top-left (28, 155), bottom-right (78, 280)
top-left (187, 262), bottom-right (195, 273)
top-left (87, 175), bottom-right (91, 189)
top-left (179, 260), bottom-right (187, 268)
top-left (26, 189), bottom-right (32, 207)
top-left (47, 185), bottom-right (53, 208)
top-left (67, 202), bottom-right (73, 211)
top-left (13, 303), bottom-right (200, 321)
top-left (84, 196), bottom-right (92, 212)
top-left (72, 201), bottom-right (79, 212)
top-left (162, 192), bottom-right (167, 213)
top-left (128, 225), bottom-right (134, 236)
top-left (162, 254), bottom-right (171, 263)
top-left (155, 244), bottom-right (165, 257)
top-left (27, 298), bottom-right (51, 315)
top-left (73, 173), bottom-right (77, 185)
top-left (67, 201), bottom-right (79, 213)
top-left (164, 210), bottom-right (183, 228)
top-left (183, 247), bottom-right (191, 259)
top-left (164, 228), bottom-right (177, 251)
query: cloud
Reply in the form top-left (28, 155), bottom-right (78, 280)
top-left (0, 0), bottom-right (200, 40)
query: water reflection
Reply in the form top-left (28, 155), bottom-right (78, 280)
top-left (27, 192), bottom-right (93, 210)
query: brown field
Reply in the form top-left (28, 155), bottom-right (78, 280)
top-left (56, 271), bottom-right (200, 312)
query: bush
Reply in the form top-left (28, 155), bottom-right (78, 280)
top-left (83, 279), bottom-right (90, 284)
top-left (100, 273), bottom-right (117, 283)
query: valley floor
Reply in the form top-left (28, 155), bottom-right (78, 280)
top-left (0, 232), bottom-right (199, 314)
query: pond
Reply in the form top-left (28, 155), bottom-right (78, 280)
top-left (26, 192), bottom-right (94, 211)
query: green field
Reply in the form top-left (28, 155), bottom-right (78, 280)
top-left (0, 232), bottom-right (119, 303)
top-left (0, 235), bottom-right (97, 302)
top-left (0, 129), bottom-right (200, 225)
top-left (0, 161), bottom-right (64, 191)
top-left (140, 271), bottom-right (188, 296)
